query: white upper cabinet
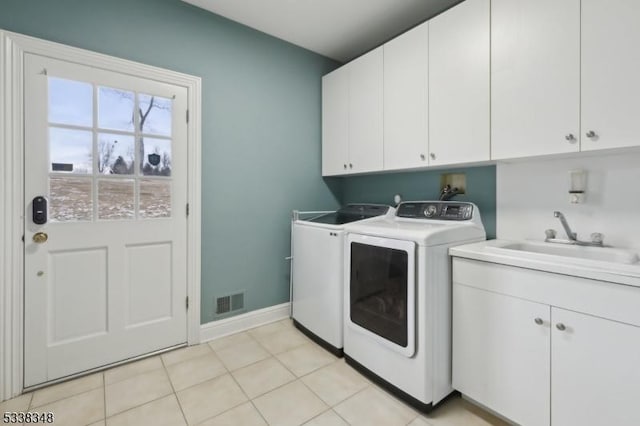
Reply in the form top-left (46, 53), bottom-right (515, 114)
top-left (581, 0), bottom-right (640, 151)
top-left (348, 46), bottom-right (384, 173)
top-left (322, 47), bottom-right (383, 176)
top-left (491, 0), bottom-right (580, 159)
top-left (383, 22), bottom-right (429, 170)
top-left (323, 0), bottom-right (640, 175)
top-left (429, 0), bottom-right (490, 166)
top-left (322, 67), bottom-right (349, 176)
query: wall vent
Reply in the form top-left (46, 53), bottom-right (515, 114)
top-left (215, 291), bottom-right (245, 315)
top-left (216, 296), bottom-right (231, 314)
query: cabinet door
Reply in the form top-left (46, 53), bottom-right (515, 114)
top-left (322, 67), bottom-right (349, 176)
top-left (348, 47), bottom-right (383, 173)
top-left (383, 22), bottom-right (429, 170)
top-left (491, 0), bottom-right (580, 159)
top-left (429, 0), bottom-right (489, 165)
top-left (552, 308), bottom-right (640, 426)
top-left (453, 284), bottom-right (550, 426)
top-left (581, 0), bottom-right (640, 151)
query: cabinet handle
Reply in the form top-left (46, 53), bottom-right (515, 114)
top-left (420, 154), bottom-right (426, 161)
top-left (349, 163), bottom-right (353, 169)
top-left (534, 318), bottom-right (544, 325)
top-left (343, 164), bottom-right (347, 169)
top-left (556, 323), bottom-right (566, 331)
top-left (565, 134), bottom-right (576, 143)
top-left (430, 153), bottom-right (436, 160)
top-left (586, 130), bottom-right (597, 139)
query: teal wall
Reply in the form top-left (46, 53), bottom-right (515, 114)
top-left (340, 166), bottom-right (497, 239)
top-left (0, 0), bottom-right (497, 324)
top-left (0, 0), bottom-right (341, 323)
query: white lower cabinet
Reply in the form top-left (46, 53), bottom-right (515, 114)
top-left (552, 308), bottom-right (640, 426)
top-left (452, 258), bottom-right (640, 426)
top-left (453, 284), bottom-right (550, 426)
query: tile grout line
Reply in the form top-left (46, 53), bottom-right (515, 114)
top-left (102, 367), bottom-right (176, 419)
top-left (203, 325), bottom-right (313, 424)
top-left (273, 343), bottom-right (340, 379)
top-left (210, 337), bottom-right (324, 422)
top-left (227, 369), bottom-right (270, 426)
top-left (28, 376), bottom-right (104, 410)
top-left (248, 322), bottom-right (375, 414)
top-left (102, 392), bottom-right (180, 423)
top-left (102, 372), bottom-right (106, 424)
top-left (219, 333), bottom-right (341, 424)
top-left (204, 330), bottom-right (286, 425)
top-left (101, 351), bottom-right (211, 422)
top-left (102, 356), bottom-right (164, 386)
top-left (27, 391), bottom-right (34, 410)
top-left (160, 352), bottom-right (190, 426)
top-left (163, 343), bottom-right (265, 425)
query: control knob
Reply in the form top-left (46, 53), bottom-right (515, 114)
top-left (424, 205), bottom-right (437, 218)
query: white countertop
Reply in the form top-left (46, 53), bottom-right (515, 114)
top-left (449, 239), bottom-right (640, 288)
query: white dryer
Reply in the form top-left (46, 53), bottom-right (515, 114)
top-left (291, 204), bottom-right (393, 355)
top-left (343, 201), bottom-right (485, 411)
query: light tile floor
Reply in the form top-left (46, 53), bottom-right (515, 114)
top-left (0, 319), bottom-right (510, 426)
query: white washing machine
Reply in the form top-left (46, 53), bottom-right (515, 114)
top-left (291, 204), bottom-right (393, 355)
top-left (343, 201), bottom-right (486, 411)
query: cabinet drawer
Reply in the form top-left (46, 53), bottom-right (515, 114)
top-left (452, 258), bottom-right (640, 327)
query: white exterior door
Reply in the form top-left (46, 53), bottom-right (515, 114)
top-left (23, 53), bottom-right (188, 387)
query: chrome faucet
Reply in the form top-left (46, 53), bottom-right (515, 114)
top-left (546, 211), bottom-right (604, 247)
top-left (554, 211), bottom-right (577, 241)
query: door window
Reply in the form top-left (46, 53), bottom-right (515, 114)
top-left (47, 78), bottom-right (173, 222)
top-left (350, 242), bottom-right (409, 347)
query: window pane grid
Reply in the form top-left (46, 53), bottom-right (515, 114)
top-left (47, 77), bottom-right (173, 222)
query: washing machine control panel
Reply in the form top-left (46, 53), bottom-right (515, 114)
top-left (396, 201), bottom-right (474, 221)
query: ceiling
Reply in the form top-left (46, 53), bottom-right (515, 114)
top-left (182, 0), bottom-right (463, 63)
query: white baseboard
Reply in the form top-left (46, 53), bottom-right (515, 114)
top-left (200, 302), bottom-right (291, 343)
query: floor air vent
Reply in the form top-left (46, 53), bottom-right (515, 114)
top-left (216, 292), bottom-right (245, 315)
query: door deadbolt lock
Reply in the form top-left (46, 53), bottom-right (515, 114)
top-left (32, 196), bottom-right (48, 225)
top-left (33, 232), bottom-right (48, 244)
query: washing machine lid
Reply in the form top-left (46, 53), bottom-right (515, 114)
top-left (344, 201), bottom-right (486, 246)
top-left (301, 204), bottom-right (391, 226)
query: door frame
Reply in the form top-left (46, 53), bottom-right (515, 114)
top-left (0, 29), bottom-right (202, 401)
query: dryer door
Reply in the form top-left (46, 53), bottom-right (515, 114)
top-left (346, 234), bottom-right (416, 357)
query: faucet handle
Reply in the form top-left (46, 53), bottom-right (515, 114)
top-left (545, 229), bottom-right (557, 240)
top-left (590, 232), bottom-right (604, 244)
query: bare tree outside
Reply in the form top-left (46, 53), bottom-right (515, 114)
top-left (138, 95), bottom-right (155, 171)
top-left (97, 139), bottom-right (115, 173)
